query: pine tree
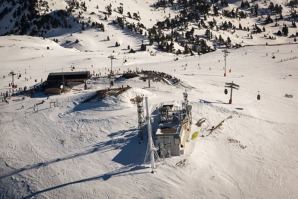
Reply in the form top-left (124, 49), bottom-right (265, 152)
top-left (282, 25), bottom-right (288, 36)
top-left (140, 43), bottom-right (146, 51)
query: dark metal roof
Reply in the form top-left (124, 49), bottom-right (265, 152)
top-left (47, 71), bottom-right (90, 82)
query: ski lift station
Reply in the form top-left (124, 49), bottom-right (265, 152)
top-left (156, 92), bottom-right (192, 158)
top-left (44, 71), bottom-right (91, 94)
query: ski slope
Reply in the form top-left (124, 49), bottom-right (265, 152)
top-left (0, 34), bottom-right (298, 198)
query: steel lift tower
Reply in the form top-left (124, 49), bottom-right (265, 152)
top-left (9, 71), bottom-right (16, 88)
top-left (136, 95), bottom-right (146, 142)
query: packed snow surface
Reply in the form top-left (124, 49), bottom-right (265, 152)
top-left (0, 34), bottom-right (298, 199)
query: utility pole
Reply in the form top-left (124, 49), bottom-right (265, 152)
top-left (9, 71), bottom-right (16, 88)
top-left (183, 90), bottom-right (188, 111)
top-left (108, 55), bottom-right (116, 86)
top-left (136, 95), bottom-right (145, 143)
top-left (62, 74), bottom-right (65, 92)
top-left (140, 71), bottom-right (155, 88)
top-left (223, 50), bottom-right (230, 77)
top-left (145, 97), bottom-right (155, 173)
top-left (108, 55), bottom-right (116, 74)
top-left (147, 72), bottom-right (155, 88)
top-left (225, 81), bottom-right (239, 104)
top-left (9, 71), bottom-right (16, 94)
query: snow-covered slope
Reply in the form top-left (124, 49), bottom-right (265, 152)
top-left (1, 0), bottom-right (298, 198)
top-left (0, 34), bottom-right (298, 198)
top-left (0, 0), bottom-right (297, 54)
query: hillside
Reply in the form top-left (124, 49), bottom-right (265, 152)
top-left (0, 34), bottom-right (298, 198)
top-left (0, 0), bottom-right (297, 53)
top-left (0, 0), bottom-right (298, 199)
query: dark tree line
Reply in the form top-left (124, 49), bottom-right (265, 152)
top-left (0, 0), bottom-right (105, 36)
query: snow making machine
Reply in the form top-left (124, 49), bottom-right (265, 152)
top-left (156, 91), bottom-right (192, 158)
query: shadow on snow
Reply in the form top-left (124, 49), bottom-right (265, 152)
top-left (0, 129), bottom-right (147, 180)
top-left (22, 164), bottom-right (147, 199)
top-left (199, 99), bottom-right (228, 105)
top-left (112, 130), bottom-right (147, 165)
top-left (0, 128), bottom-right (150, 198)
